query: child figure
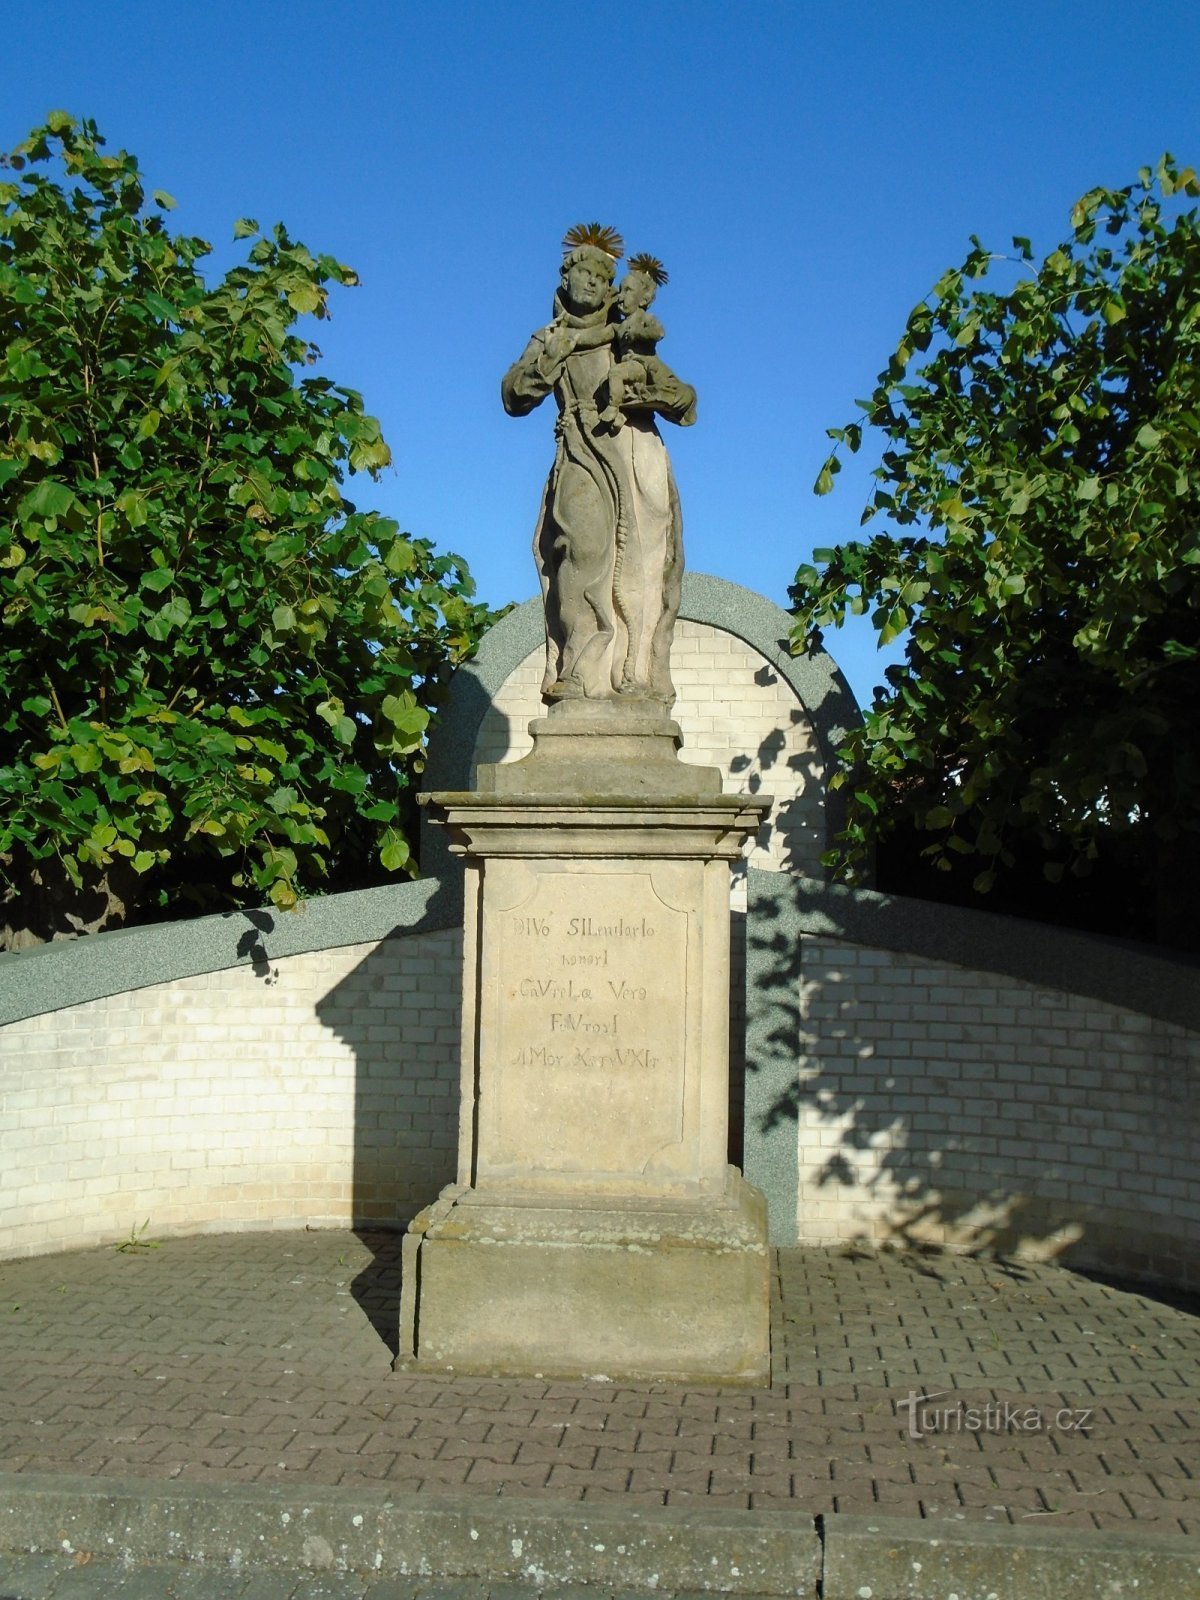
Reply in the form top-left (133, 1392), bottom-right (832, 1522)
top-left (600, 253), bottom-right (670, 430)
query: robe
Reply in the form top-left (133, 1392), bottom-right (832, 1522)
top-left (502, 300), bottom-right (695, 704)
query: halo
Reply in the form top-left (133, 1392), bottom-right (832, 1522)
top-left (562, 222), bottom-right (625, 260)
top-left (627, 253), bottom-right (669, 286)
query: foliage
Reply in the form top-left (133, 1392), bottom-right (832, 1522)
top-left (790, 157), bottom-right (1200, 941)
top-left (0, 114), bottom-right (492, 945)
top-left (114, 1218), bottom-right (161, 1253)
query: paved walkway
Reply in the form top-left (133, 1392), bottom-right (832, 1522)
top-left (0, 1230), bottom-right (1195, 1539)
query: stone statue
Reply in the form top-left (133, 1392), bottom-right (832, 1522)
top-left (502, 225), bottom-right (696, 706)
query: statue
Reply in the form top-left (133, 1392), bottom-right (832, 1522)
top-left (501, 225), bottom-right (696, 707)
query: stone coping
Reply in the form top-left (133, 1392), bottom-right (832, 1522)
top-left (0, 1477), bottom-right (1193, 1598)
top-left (6, 855), bottom-right (1195, 1035)
top-left (5, 847), bottom-right (1195, 1036)
top-left (0, 876), bottom-right (462, 1028)
top-left (0, 1475), bottom-right (817, 1593)
top-left (821, 1514), bottom-right (1199, 1600)
top-left (750, 870), bottom-right (1200, 1033)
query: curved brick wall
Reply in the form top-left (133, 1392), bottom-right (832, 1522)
top-left (2, 578), bottom-right (1197, 1289)
top-left (472, 618), bottom-right (826, 880)
top-left (417, 574), bottom-right (860, 889)
top-left (0, 899), bottom-right (462, 1259)
top-left (745, 874), bottom-right (1200, 1290)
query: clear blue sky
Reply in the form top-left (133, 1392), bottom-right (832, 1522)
top-left (7, 1), bottom-right (1199, 709)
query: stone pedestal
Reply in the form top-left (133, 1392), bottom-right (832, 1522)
top-left (396, 703), bottom-right (771, 1383)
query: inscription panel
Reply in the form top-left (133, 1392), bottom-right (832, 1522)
top-left (481, 866), bottom-right (690, 1182)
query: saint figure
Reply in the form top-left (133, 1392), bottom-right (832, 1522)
top-left (501, 224), bottom-right (696, 705)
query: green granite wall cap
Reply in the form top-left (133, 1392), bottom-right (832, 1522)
top-left (750, 869), bottom-right (1200, 1032)
top-left (0, 876), bottom-right (461, 1027)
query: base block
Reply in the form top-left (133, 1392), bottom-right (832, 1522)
top-left (395, 1169), bottom-right (770, 1384)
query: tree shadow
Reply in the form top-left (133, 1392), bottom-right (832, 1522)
top-left (235, 908), bottom-right (279, 984)
top-left (744, 871), bottom-right (1200, 1289)
top-left (729, 684), bottom-right (839, 880)
top-left (1072, 1267), bottom-right (1200, 1320)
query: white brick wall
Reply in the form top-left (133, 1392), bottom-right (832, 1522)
top-left (0, 930), bottom-right (461, 1259)
top-left (790, 938), bottom-right (1200, 1283)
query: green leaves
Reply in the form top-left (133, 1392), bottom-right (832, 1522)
top-left (315, 697), bottom-right (358, 747)
top-left (143, 291), bottom-right (178, 323)
top-left (0, 115), bottom-right (496, 947)
top-left (379, 829), bottom-right (410, 872)
top-left (790, 157), bottom-right (1200, 935)
top-left (19, 480), bottom-right (75, 520)
top-left (285, 282), bottom-right (321, 315)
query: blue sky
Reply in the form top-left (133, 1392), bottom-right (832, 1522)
top-left (7, 1), bottom-right (1199, 709)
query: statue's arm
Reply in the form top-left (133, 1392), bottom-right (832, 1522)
top-left (501, 330), bottom-right (558, 416)
top-left (623, 358), bottom-right (697, 428)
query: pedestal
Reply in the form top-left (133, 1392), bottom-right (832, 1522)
top-left (396, 703), bottom-right (772, 1383)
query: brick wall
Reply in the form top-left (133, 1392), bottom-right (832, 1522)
top-left (0, 931), bottom-right (461, 1259)
top-left (787, 938), bottom-right (1200, 1286)
top-left (3, 597), bottom-right (1197, 1289)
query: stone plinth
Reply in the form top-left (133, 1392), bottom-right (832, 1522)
top-left (396, 704), bottom-right (771, 1382)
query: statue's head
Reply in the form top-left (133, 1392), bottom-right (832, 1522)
top-left (559, 244), bottom-right (617, 315)
top-left (558, 224), bottom-right (623, 317)
top-left (617, 271), bottom-right (657, 316)
top-left (619, 253), bottom-right (668, 316)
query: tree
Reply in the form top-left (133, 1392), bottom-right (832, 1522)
top-left (0, 114), bottom-right (493, 948)
top-left (790, 157), bottom-right (1200, 948)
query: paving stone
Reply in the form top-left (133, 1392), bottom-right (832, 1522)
top-left (241, 1579), bottom-right (322, 1600)
top-left (162, 1568), bottom-right (275, 1598)
top-left (0, 1231), bottom-right (1195, 1541)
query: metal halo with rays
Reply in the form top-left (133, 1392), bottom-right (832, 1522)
top-left (562, 222), bottom-right (625, 260)
top-left (627, 253), bottom-right (669, 286)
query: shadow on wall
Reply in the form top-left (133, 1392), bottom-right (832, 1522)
top-left (315, 868), bottom-right (466, 1358)
top-left (745, 874), bottom-right (1200, 1290)
top-left (730, 664), bottom-right (828, 877)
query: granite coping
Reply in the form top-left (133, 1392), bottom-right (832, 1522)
top-left (0, 877), bottom-right (462, 1028)
top-left (749, 869), bottom-right (1200, 1033)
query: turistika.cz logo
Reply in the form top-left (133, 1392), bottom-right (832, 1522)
top-left (896, 1390), bottom-right (1094, 1441)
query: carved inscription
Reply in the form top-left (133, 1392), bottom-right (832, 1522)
top-left (487, 870), bottom-right (688, 1177)
top-left (509, 910), bottom-right (656, 1064)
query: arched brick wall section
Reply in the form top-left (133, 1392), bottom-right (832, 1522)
top-left (419, 573), bottom-right (861, 890)
top-left (470, 618), bottom-right (827, 879)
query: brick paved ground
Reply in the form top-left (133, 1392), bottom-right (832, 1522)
top-left (0, 1231), bottom-right (1194, 1536)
